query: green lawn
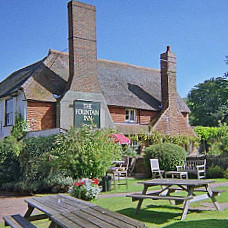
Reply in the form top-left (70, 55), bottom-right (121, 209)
top-left (94, 187), bottom-right (228, 227)
top-left (1, 178), bottom-right (228, 228)
top-left (96, 178), bottom-right (228, 227)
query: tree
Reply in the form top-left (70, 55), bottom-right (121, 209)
top-left (186, 76), bottom-right (228, 127)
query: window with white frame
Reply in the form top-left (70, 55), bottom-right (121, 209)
top-left (125, 108), bottom-right (136, 122)
top-left (5, 98), bottom-right (13, 126)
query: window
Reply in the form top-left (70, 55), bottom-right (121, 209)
top-left (5, 98), bottom-right (13, 126)
top-left (125, 108), bottom-right (136, 122)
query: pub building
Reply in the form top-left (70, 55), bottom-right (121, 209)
top-left (0, 1), bottom-right (194, 140)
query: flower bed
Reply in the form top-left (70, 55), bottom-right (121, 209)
top-left (69, 178), bottom-right (101, 201)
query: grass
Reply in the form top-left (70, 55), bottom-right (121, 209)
top-left (94, 178), bottom-right (228, 228)
top-left (1, 178), bottom-right (228, 228)
top-left (93, 192), bottom-right (228, 228)
top-left (99, 177), bottom-right (159, 194)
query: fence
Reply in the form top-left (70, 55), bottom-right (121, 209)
top-left (206, 155), bottom-right (228, 170)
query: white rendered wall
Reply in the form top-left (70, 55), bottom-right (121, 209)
top-left (0, 91), bottom-right (27, 139)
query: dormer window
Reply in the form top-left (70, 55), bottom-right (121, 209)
top-left (5, 98), bottom-right (13, 126)
top-left (125, 108), bottom-right (136, 123)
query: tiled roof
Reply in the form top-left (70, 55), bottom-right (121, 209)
top-left (0, 50), bottom-right (68, 101)
top-left (0, 50), bottom-right (190, 112)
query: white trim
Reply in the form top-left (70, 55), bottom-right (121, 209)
top-left (125, 108), bottom-right (136, 123)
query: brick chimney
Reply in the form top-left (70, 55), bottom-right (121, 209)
top-left (58, 1), bottom-right (114, 130)
top-left (152, 46), bottom-right (195, 136)
top-left (67, 0), bottom-right (101, 93)
top-left (160, 46), bottom-right (177, 110)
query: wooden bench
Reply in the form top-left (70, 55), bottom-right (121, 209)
top-left (127, 193), bottom-right (193, 203)
top-left (177, 159), bottom-right (206, 179)
top-left (4, 214), bottom-right (36, 228)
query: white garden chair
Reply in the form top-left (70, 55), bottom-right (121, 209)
top-left (150, 159), bottom-right (164, 179)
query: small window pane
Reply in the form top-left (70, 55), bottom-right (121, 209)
top-left (5, 98), bottom-right (13, 126)
top-left (125, 109), bottom-right (136, 122)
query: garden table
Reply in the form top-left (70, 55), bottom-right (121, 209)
top-left (107, 160), bottom-right (128, 190)
top-left (127, 178), bottom-right (223, 220)
top-left (165, 170), bottom-right (188, 179)
top-left (23, 194), bottom-right (145, 227)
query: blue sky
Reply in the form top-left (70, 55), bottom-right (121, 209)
top-left (0, 0), bottom-right (227, 98)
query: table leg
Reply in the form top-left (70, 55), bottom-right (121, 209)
top-left (135, 186), bottom-right (148, 214)
top-left (112, 172), bottom-right (116, 190)
top-left (24, 205), bottom-right (34, 218)
top-left (205, 185), bottom-right (221, 211)
top-left (181, 186), bottom-right (194, 220)
top-left (49, 221), bottom-right (61, 228)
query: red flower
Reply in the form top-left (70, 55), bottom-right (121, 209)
top-left (92, 178), bottom-right (99, 185)
top-left (74, 182), bottom-right (80, 187)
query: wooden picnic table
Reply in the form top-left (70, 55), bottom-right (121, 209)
top-left (23, 194), bottom-right (145, 228)
top-left (127, 178), bottom-right (223, 220)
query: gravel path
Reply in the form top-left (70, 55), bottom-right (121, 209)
top-left (1, 181), bottom-right (227, 222)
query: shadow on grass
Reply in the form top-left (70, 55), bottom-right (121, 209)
top-left (146, 204), bottom-right (205, 214)
top-left (163, 219), bottom-right (228, 227)
top-left (117, 207), bottom-right (182, 225)
top-left (117, 204), bottom-right (207, 226)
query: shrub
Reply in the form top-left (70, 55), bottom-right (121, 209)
top-left (208, 141), bottom-right (223, 156)
top-left (1, 173), bottom-right (74, 194)
top-left (207, 166), bottom-right (225, 178)
top-left (122, 147), bottom-right (137, 157)
top-left (41, 173), bottom-right (74, 193)
top-left (0, 135), bottom-right (23, 184)
top-left (130, 132), bottom-right (199, 154)
top-left (53, 126), bottom-right (122, 179)
top-left (11, 113), bottom-right (29, 140)
top-left (224, 168), bottom-right (228, 179)
top-left (1, 125), bottom-right (121, 193)
top-left (144, 143), bottom-right (187, 173)
top-left (69, 178), bottom-right (101, 201)
top-left (19, 135), bottom-right (59, 184)
top-left (220, 135), bottom-right (228, 155)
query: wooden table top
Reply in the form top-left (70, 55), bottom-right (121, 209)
top-left (25, 194), bottom-right (95, 216)
top-left (25, 194), bottom-right (145, 228)
top-left (138, 178), bottom-right (214, 186)
top-left (51, 205), bottom-right (145, 228)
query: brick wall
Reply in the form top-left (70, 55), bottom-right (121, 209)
top-left (108, 106), bottom-right (157, 124)
top-left (139, 110), bottom-right (157, 124)
top-left (108, 106), bottom-right (125, 123)
top-left (27, 101), bottom-right (55, 131)
top-left (153, 108), bottom-right (195, 136)
top-left (68, 1), bottom-right (101, 93)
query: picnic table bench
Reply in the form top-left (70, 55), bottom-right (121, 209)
top-left (4, 214), bottom-right (36, 228)
top-left (4, 194), bottom-right (146, 228)
top-left (127, 178), bottom-right (224, 220)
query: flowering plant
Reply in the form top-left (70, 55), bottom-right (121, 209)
top-left (69, 178), bottom-right (101, 201)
